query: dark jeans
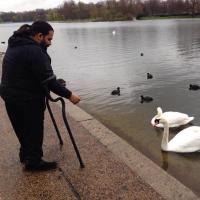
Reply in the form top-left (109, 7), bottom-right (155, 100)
top-left (5, 98), bottom-right (46, 163)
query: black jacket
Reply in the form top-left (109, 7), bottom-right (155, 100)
top-left (0, 34), bottom-right (71, 101)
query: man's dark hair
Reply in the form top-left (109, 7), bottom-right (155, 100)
top-left (30, 20), bottom-right (54, 36)
top-left (13, 24), bottom-right (31, 37)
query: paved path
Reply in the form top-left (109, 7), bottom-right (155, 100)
top-left (0, 99), bottom-right (165, 200)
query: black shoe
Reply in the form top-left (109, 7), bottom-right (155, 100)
top-left (19, 152), bottom-right (26, 163)
top-left (25, 159), bottom-right (57, 171)
top-left (20, 157), bottom-right (25, 163)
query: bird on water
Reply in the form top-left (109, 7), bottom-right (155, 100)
top-left (111, 87), bottom-right (120, 96)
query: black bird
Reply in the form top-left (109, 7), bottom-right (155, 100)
top-left (189, 84), bottom-right (200, 90)
top-left (141, 53), bottom-right (144, 56)
top-left (74, 46), bottom-right (77, 49)
top-left (147, 73), bottom-right (153, 79)
top-left (111, 87), bottom-right (120, 96)
top-left (140, 95), bottom-right (153, 103)
top-left (1, 41), bottom-right (5, 44)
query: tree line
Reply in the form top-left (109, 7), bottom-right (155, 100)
top-left (0, 0), bottom-right (200, 22)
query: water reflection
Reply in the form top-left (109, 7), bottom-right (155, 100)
top-left (176, 20), bottom-right (200, 59)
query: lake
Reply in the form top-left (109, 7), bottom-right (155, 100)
top-left (1, 19), bottom-right (200, 195)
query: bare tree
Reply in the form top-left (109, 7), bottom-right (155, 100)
top-left (190, 0), bottom-right (199, 16)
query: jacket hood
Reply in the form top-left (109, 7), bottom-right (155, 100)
top-left (8, 35), bottom-right (38, 48)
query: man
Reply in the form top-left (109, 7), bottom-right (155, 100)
top-left (0, 21), bottom-right (80, 171)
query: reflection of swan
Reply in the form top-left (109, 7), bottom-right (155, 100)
top-left (151, 107), bottom-right (194, 128)
top-left (161, 151), bottom-right (168, 170)
top-left (155, 117), bottom-right (200, 153)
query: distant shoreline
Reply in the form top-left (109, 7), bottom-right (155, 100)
top-left (0, 15), bottom-right (200, 24)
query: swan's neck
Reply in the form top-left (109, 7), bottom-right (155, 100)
top-left (161, 122), bottom-right (169, 151)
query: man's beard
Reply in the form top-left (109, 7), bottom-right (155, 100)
top-left (40, 40), bottom-right (49, 51)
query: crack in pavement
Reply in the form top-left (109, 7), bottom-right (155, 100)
top-left (58, 167), bottom-right (81, 200)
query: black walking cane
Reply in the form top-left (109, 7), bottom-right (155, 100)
top-left (46, 98), bottom-right (63, 145)
top-left (45, 88), bottom-right (85, 169)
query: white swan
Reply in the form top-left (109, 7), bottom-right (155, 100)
top-left (151, 107), bottom-right (194, 128)
top-left (112, 30), bottom-right (116, 35)
top-left (154, 117), bottom-right (200, 153)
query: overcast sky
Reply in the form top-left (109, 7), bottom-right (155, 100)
top-left (0, 0), bottom-right (98, 12)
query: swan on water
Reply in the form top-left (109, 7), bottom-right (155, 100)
top-left (154, 117), bottom-right (200, 153)
top-left (151, 107), bottom-right (194, 128)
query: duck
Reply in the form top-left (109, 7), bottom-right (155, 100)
top-left (189, 84), bottom-right (200, 90)
top-left (151, 107), bottom-right (194, 128)
top-left (140, 53), bottom-right (144, 56)
top-left (147, 73), bottom-right (153, 79)
top-left (140, 95), bottom-right (153, 103)
top-left (111, 87), bottom-right (120, 95)
top-left (154, 116), bottom-right (200, 153)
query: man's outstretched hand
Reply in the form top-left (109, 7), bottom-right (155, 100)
top-left (69, 93), bottom-right (80, 104)
top-left (57, 78), bottom-right (80, 104)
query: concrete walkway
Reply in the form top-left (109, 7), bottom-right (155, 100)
top-left (0, 54), bottom-right (199, 200)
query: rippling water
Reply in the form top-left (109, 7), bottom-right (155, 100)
top-left (1, 19), bottom-right (200, 195)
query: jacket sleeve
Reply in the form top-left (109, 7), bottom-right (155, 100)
top-left (48, 78), bottom-right (72, 98)
top-left (29, 46), bottom-right (72, 98)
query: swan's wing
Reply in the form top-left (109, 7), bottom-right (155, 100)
top-left (151, 112), bottom-right (194, 128)
top-left (162, 112), bottom-right (188, 121)
top-left (162, 112), bottom-right (193, 127)
top-left (168, 126), bottom-right (200, 152)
